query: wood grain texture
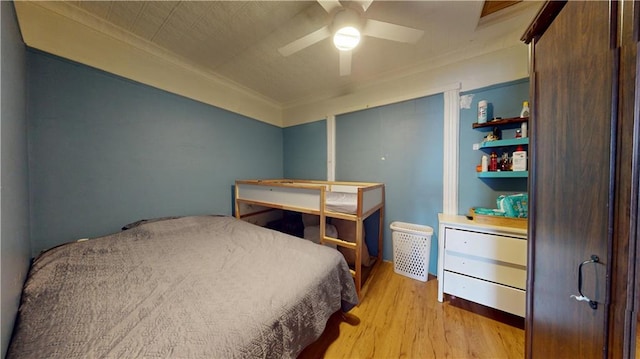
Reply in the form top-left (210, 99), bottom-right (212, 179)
top-left (608, 1), bottom-right (639, 357)
top-left (524, 1), bottom-right (640, 357)
top-left (299, 262), bottom-right (524, 359)
top-left (481, 1), bottom-right (521, 18)
top-left (527, 1), bottom-right (614, 357)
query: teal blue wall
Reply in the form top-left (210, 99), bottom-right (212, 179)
top-left (27, 50), bottom-right (283, 255)
top-left (283, 82), bottom-right (527, 276)
top-left (458, 79), bottom-right (529, 214)
top-left (283, 120), bottom-right (327, 180)
top-left (1, 2), bottom-right (31, 357)
top-left (335, 94), bottom-right (444, 275)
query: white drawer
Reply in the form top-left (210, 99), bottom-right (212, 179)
top-left (443, 271), bottom-right (526, 317)
top-left (445, 228), bottom-right (527, 266)
top-left (444, 251), bottom-right (526, 289)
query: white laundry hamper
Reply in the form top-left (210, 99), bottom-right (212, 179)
top-left (390, 221), bottom-right (434, 282)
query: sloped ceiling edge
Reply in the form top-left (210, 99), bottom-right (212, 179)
top-left (14, 1), bottom-right (284, 127)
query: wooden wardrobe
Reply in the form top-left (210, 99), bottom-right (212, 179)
top-left (522, 1), bottom-right (639, 358)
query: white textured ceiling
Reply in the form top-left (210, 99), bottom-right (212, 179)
top-left (58, 1), bottom-right (540, 108)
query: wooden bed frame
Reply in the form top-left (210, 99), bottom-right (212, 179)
top-left (234, 179), bottom-right (385, 298)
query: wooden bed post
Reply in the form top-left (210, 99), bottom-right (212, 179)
top-left (355, 187), bottom-right (364, 298)
top-left (234, 184), bottom-right (241, 219)
top-left (378, 186), bottom-right (385, 263)
top-left (319, 186), bottom-right (326, 248)
top-left (355, 219), bottom-right (363, 298)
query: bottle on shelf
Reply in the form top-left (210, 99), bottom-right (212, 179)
top-left (481, 155), bottom-right (488, 172)
top-left (489, 151), bottom-right (498, 172)
top-left (500, 152), bottom-right (511, 171)
top-left (520, 101), bottom-right (530, 118)
top-left (492, 126), bottom-right (501, 141)
top-left (512, 145), bottom-right (527, 171)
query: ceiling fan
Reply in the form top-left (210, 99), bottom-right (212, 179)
top-left (278, 0), bottom-right (424, 76)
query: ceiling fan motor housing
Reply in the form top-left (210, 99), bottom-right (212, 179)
top-left (331, 7), bottom-right (364, 34)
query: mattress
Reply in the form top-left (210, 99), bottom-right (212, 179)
top-left (7, 215), bottom-right (358, 359)
top-left (326, 191), bottom-right (358, 214)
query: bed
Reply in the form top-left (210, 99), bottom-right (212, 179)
top-left (234, 179), bottom-right (385, 298)
top-left (7, 215), bottom-right (358, 358)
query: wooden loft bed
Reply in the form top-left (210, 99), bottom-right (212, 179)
top-left (234, 179), bottom-right (385, 298)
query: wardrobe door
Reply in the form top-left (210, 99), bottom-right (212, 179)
top-left (527, 1), bottom-right (616, 357)
top-left (612, 1), bottom-right (640, 358)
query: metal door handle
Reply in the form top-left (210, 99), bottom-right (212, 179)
top-left (570, 255), bottom-right (599, 310)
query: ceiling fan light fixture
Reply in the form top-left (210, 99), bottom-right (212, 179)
top-left (333, 26), bottom-right (361, 51)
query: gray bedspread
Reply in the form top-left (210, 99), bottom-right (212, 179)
top-left (7, 215), bottom-right (358, 358)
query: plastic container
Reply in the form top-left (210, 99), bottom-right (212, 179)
top-left (497, 193), bottom-right (529, 218)
top-left (478, 100), bottom-right (488, 124)
top-left (390, 221), bottom-right (433, 282)
top-left (512, 145), bottom-right (527, 171)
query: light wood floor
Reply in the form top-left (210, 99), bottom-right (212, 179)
top-left (299, 261), bottom-right (524, 359)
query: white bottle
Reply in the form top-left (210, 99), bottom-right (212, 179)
top-left (520, 101), bottom-right (530, 118)
top-left (481, 155), bottom-right (488, 172)
top-left (521, 122), bottom-right (528, 138)
top-left (512, 146), bottom-right (527, 171)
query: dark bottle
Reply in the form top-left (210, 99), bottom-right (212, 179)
top-left (489, 151), bottom-right (498, 171)
top-left (500, 152), bottom-right (510, 171)
top-left (492, 127), bottom-right (502, 140)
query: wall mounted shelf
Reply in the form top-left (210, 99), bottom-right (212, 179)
top-left (472, 116), bottom-right (528, 129)
top-left (477, 171), bottom-right (528, 178)
top-left (479, 137), bottom-right (529, 149)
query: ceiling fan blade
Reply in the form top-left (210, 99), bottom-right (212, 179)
top-left (339, 50), bottom-right (352, 76)
top-left (354, 0), bottom-right (374, 12)
top-left (317, 0), bottom-right (342, 14)
top-left (278, 26), bottom-right (331, 57)
top-left (363, 19), bottom-right (424, 43)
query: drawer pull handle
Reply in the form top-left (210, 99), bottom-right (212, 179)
top-left (570, 255), bottom-right (599, 310)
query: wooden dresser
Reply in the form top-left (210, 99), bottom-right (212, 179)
top-left (437, 213), bottom-right (527, 317)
